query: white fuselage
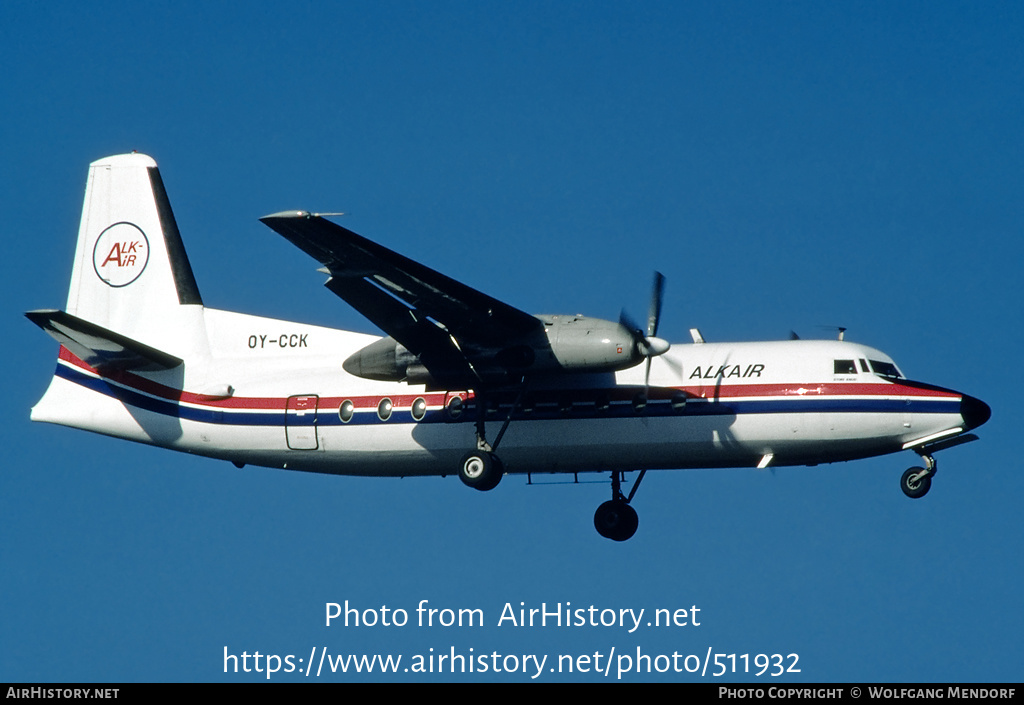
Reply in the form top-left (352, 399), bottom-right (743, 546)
top-left (31, 306), bottom-right (970, 478)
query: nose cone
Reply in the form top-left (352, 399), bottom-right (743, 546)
top-left (960, 394), bottom-right (991, 430)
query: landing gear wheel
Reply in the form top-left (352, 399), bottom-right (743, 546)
top-left (901, 466), bottom-right (932, 499)
top-left (459, 451), bottom-right (503, 491)
top-left (594, 499), bottom-right (639, 541)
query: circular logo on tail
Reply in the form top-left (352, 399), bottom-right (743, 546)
top-left (93, 222), bottom-right (150, 287)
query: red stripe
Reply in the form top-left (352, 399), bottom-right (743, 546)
top-left (679, 381), bottom-right (958, 399)
top-left (57, 346), bottom-right (960, 412)
top-left (57, 347), bottom-right (452, 409)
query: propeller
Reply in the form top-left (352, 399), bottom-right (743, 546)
top-left (620, 272), bottom-right (674, 394)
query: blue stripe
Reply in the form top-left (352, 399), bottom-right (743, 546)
top-left (55, 364), bottom-right (282, 426)
top-left (55, 363), bottom-right (962, 428)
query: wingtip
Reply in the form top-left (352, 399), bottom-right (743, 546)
top-left (259, 210), bottom-right (310, 221)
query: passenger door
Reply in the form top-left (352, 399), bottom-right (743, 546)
top-left (285, 394), bottom-right (319, 450)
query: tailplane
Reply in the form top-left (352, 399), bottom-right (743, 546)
top-left (26, 309), bottom-right (183, 372)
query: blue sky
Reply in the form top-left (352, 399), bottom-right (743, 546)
top-left (2, 1), bottom-right (1021, 682)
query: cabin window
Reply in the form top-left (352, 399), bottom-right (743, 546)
top-left (377, 398), bottom-right (393, 421)
top-left (834, 359), bottom-right (857, 374)
top-left (338, 400), bottom-right (355, 423)
top-left (411, 397), bottom-right (426, 422)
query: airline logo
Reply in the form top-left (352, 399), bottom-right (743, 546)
top-left (93, 222), bottom-right (149, 287)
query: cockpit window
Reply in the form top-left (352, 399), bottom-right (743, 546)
top-left (869, 360), bottom-right (902, 378)
top-left (834, 359), bottom-right (857, 375)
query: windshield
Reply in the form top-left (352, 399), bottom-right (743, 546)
top-left (869, 359), bottom-right (903, 379)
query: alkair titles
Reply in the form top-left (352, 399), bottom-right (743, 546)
top-left (497, 602), bottom-right (700, 634)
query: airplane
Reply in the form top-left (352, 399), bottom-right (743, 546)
top-left (27, 153), bottom-right (991, 541)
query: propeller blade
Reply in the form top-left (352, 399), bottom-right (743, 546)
top-left (621, 273), bottom-right (671, 361)
top-left (617, 272), bottom-right (671, 400)
top-left (647, 271), bottom-right (665, 338)
top-left (663, 354), bottom-right (683, 377)
top-left (644, 356), bottom-right (652, 399)
top-left (619, 309), bottom-right (643, 340)
top-left (622, 272), bottom-right (671, 400)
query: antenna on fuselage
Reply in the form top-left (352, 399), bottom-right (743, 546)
top-left (816, 325), bottom-right (848, 341)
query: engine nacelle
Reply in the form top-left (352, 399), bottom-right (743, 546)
top-left (538, 315), bottom-right (643, 371)
top-left (341, 337), bottom-right (468, 387)
top-left (342, 315), bottom-right (655, 385)
top-left (341, 336), bottom-right (412, 381)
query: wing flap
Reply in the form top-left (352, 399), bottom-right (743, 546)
top-left (326, 275), bottom-right (477, 384)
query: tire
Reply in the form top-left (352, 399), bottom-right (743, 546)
top-left (459, 451), bottom-right (503, 491)
top-left (594, 499), bottom-right (639, 541)
top-left (901, 466), bottom-right (932, 499)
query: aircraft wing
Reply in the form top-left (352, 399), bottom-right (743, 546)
top-left (260, 212), bottom-right (544, 362)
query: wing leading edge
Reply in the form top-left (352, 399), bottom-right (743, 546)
top-left (260, 211), bottom-right (546, 387)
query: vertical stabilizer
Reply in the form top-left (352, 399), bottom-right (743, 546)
top-left (64, 153), bottom-right (206, 356)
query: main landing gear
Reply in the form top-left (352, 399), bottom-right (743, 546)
top-left (594, 470), bottom-right (646, 542)
top-left (900, 453), bottom-right (936, 499)
top-left (457, 388), bottom-right (520, 493)
top-left (455, 388), bottom-right (646, 541)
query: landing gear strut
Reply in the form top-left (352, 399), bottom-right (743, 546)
top-left (457, 386), bottom-right (525, 492)
top-left (901, 454), bottom-right (936, 499)
top-left (594, 470), bottom-right (646, 541)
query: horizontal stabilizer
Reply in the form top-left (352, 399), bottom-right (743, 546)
top-left (26, 309), bottom-right (182, 372)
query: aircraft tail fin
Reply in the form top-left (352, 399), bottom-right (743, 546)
top-left (56, 153), bottom-right (207, 358)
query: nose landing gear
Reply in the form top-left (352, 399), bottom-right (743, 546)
top-left (900, 454), bottom-right (936, 499)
